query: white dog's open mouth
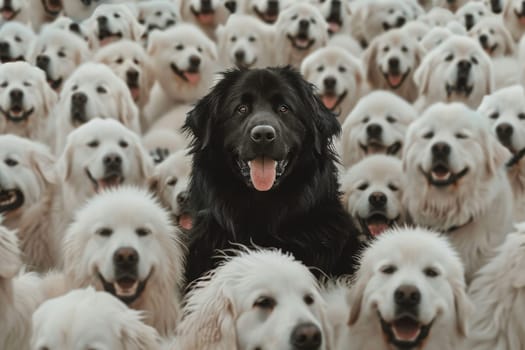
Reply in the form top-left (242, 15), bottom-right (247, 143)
top-left (515, 9), bottom-right (525, 24)
top-left (190, 6), bottom-right (215, 25)
top-left (0, 6), bottom-right (21, 20)
top-left (320, 90), bottom-right (347, 111)
top-left (420, 164), bottom-right (469, 187)
top-left (0, 105), bottom-right (35, 123)
top-left (170, 63), bottom-right (201, 85)
top-left (359, 213), bottom-right (399, 237)
top-left (380, 313), bottom-right (434, 349)
top-left (0, 189), bottom-right (24, 213)
top-left (42, 0), bottom-right (62, 16)
top-left (98, 269), bottom-right (153, 305)
top-left (382, 69), bottom-right (410, 90)
top-left (86, 169), bottom-right (124, 193)
top-left (480, 41), bottom-right (498, 56)
top-left (287, 34), bottom-right (315, 51)
top-left (98, 30), bottom-right (123, 46)
top-left (446, 82), bottom-right (473, 98)
top-left (253, 6), bottom-right (278, 23)
top-left (359, 141), bottom-right (402, 156)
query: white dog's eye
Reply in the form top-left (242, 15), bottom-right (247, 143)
top-left (230, 36), bottom-right (237, 42)
top-left (317, 65), bottom-right (324, 72)
top-left (388, 8), bottom-right (394, 14)
top-left (72, 84), bottom-right (78, 91)
top-left (489, 29), bottom-right (495, 34)
top-left (96, 86), bottom-right (107, 94)
top-left (383, 46), bottom-right (390, 53)
top-left (253, 296), bottom-right (276, 310)
top-left (96, 227), bottom-right (113, 237)
top-left (489, 112), bottom-right (499, 119)
top-left (519, 113), bottom-right (525, 120)
top-left (175, 44), bottom-right (184, 51)
top-left (388, 183), bottom-right (398, 191)
top-left (119, 140), bottom-right (128, 148)
top-left (455, 133), bottom-right (468, 139)
top-left (362, 116), bottom-right (370, 124)
top-left (23, 81), bottom-right (31, 87)
top-left (87, 140), bottom-right (99, 148)
top-left (134, 58), bottom-right (140, 65)
top-left (114, 12), bottom-right (121, 18)
top-left (115, 57), bottom-right (124, 64)
top-left (338, 66), bottom-right (346, 73)
top-left (4, 158), bottom-right (18, 167)
top-left (249, 36), bottom-right (256, 42)
top-left (423, 131), bottom-right (434, 139)
top-left (471, 57), bottom-right (478, 65)
top-left (401, 46), bottom-right (408, 53)
top-left (479, 11), bottom-right (484, 15)
top-left (155, 11), bottom-right (162, 17)
top-left (197, 46), bottom-right (203, 53)
top-left (386, 115), bottom-right (396, 123)
top-left (14, 36), bottom-right (22, 43)
top-left (136, 227), bottom-right (151, 237)
top-left (0, 81), bottom-right (7, 88)
top-left (291, 14), bottom-right (298, 20)
top-left (58, 51), bottom-right (66, 58)
top-left (310, 18), bottom-right (316, 24)
top-left (357, 182), bottom-right (369, 191)
top-left (445, 54), bottom-right (454, 62)
top-left (304, 294), bottom-right (315, 305)
top-left (381, 265), bottom-right (397, 275)
top-left (424, 267), bottom-right (439, 278)
top-left (167, 177), bottom-right (178, 186)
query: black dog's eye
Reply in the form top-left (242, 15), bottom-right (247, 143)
top-left (357, 182), bottom-right (369, 191)
top-left (401, 45), bottom-right (408, 53)
top-left (167, 177), bottom-right (177, 186)
top-left (304, 294), bottom-right (315, 305)
top-left (362, 116), bottom-right (370, 124)
top-left (278, 104), bottom-right (289, 114)
top-left (136, 227), bottom-right (151, 237)
top-left (424, 267), bottom-right (439, 278)
top-left (237, 104), bottom-right (249, 114)
top-left (383, 46), bottom-right (390, 53)
top-left (338, 65), bottom-right (347, 73)
top-left (388, 183), bottom-right (398, 191)
top-left (471, 56), bottom-right (478, 65)
top-left (489, 112), bottom-right (499, 119)
top-left (423, 131), bottom-right (434, 139)
top-left (97, 227), bottom-right (113, 237)
top-left (445, 54), bottom-right (454, 62)
top-left (519, 113), bottom-right (525, 120)
top-left (175, 44), bottom-right (184, 50)
top-left (115, 57), bottom-right (124, 64)
top-left (317, 65), bottom-right (324, 72)
top-left (96, 86), bottom-right (107, 94)
top-left (119, 140), bottom-right (128, 148)
top-left (381, 265), bottom-right (397, 275)
top-left (87, 140), bottom-right (99, 148)
top-left (5, 158), bottom-right (18, 166)
top-left (386, 115), bottom-right (396, 123)
top-left (253, 296), bottom-right (276, 310)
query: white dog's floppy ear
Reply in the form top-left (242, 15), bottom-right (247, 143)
top-left (132, 133), bottom-right (154, 180)
top-left (347, 272), bottom-right (369, 326)
top-left (414, 43), bottom-right (426, 70)
top-left (362, 39), bottom-right (380, 86)
top-left (414, 51), bottom-right (434, 96)
top-left (501, 26), bottom-right (516, 56)
top-left (483, 130), bottom-right (511, 176)
top-left (30, 144), bottom-right (57, 185)
top-left (119, 310), bottom-right (161, 350)
top-left (146, 30), bottom-right (163, 56)
top-left (205, 38), bottom-right (218, 61)
top-left (118, 89), bottom-right (142, 134)
top-left (56, 137), bottom-right (75, 181)
top-left (130, 20), bottom-right (146, 42)
top-left (451, 278), bottom-right (473, 337)
top-left (480, 51), bottom-right (494, 96)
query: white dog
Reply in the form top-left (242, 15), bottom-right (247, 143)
top-left (339, 90), bottom-right (417, 169)
top-left (503, 0), bottom-right (525, 41)
top-left (53, 62), bottom-right (141, 152)
top-left (177, 249), bottom-right (333, 349)
top-left (301, 46), bottom-right (366, 123)
top-left (469, 16), bottom-right (515, 57)
top-left (0, 21), bottom-right (35, 64)
top-left (62, 187), bottom-right (185, 336)
top-left (339, 227), bottom-right (471, 350)
top-left (467, 223), bottom-right (525, 350)
top-left (31, 287), bottom-right (161, 350)
top-left (478, 85), bottom-right (525, 222)
top-left (317, 0), bottom-right (353, 35)
top-left (137, 0), bottom-right (180, 41)
top-left (242, 0), bottom-right (294, 24)
top-left (180, 0), bottom-right (230, 38)
top-left (456, 1), bottom-right (489, 30)
top-left (0, 61), bottom-right (57, 143)
top-left (340, 155), bottom-right (405, 241)
top-left (0, 0), bottom-right (31, 25)
top-left (414, 35), bottom-right (494, 110)
top-left (275, 2), bottom-right (328, 68)
top-left (403, 102), bottom-right (513, 280)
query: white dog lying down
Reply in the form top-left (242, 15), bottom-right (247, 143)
top-left (339, 90), bottom-right (417, 169)
top-left (467, 223), bottom-right (525, 350)
top-left (338, 227), bottom-right (471, 350)
top-left (31, 287), bottom-right (161, 350)
top-left (61, 187), bottom-right (185, 337)
top-left (0, 221), bottom-right (46, 350)
top-left (340, 155), bottom-right (406, 241)
top-left (177, 249), bottom-right (333, 349)
top-left (403, 102), bottom-right (513, 281)
top-left (478, 85), bottom-right (525, 222)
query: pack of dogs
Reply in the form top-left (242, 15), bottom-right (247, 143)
top-left (1, 0), bottom-right (525, 349)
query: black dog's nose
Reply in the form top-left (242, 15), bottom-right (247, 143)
top-left (234, 50), bottom-right (245, 62)
top-left (465, 14), bottom-right (474, 30)
top-left (103, 153), bottom-right (122, 167)
top-left (479, 34), bottom-right (488, 45)
top-left (396, 16), bottom-right (405, 27)
top-left (369, 192), bottom-right (387, 207)
top-left (496, 123), bottom-right (513, 142)
top-left (10, 88), bottom-right (23, 102)
top-left (251, 125), bottom-right (276, 143)
top-left (299, 19), bottom-right (310, 30)
top-left (367, 123), bottom-right (382, 138)
top-left (0, 41), bottom-right (10, 53)
top-left (290, 323), bottom-right (322, 349)
top-left (36, 55), bottom-right (50, 70)
top-left (126, 69), bottom-right (139, 84)
top-left (388, 57), bottom-right (400, 70)
top-left (72, 91), bottom-right (88, 105)
top-left (432, 142), bottom-right (451, 158)
top-left (113, 247), bottom-right (139, 269)
top-left (323, 76), bottom-right (336, 89)
top-left (189, 55), bottom-right (201, 68)
top-left (395, 285), bottom-right (421, 307)
top-left (177, 191), bottom-right (188, 205)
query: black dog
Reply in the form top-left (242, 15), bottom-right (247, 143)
top-left (183, 66), bottom-right (361, 285)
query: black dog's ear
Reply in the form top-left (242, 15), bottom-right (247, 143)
top-left (183, 91), bottom-right (219, 152)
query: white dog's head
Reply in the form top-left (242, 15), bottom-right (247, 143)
top-left (85, 3), bottom-right (145, 48)
top-left (0, 21), bottom-right (34, 63)
top-left (456, 1), bottom-right (489, 30)
top-left (415, 35), bottom-right (494, 109)
top-left (340, 90), bottom-right (416, 169)
top-left (138, 0), bottom-right (180, 37)
top-left (301, 46), bottom-right (364, 121)
top-left (317, 0), bottom-right (352, 35)
top-left (403, 102), bottom-right (510, 230)
top-left (147, 24), bottom-right (218, 103)
top-left (248, 0), bottom-right (294, 24)
top-left (0, 0), bottom-right (28, 22)
top-left (57, 118), bottom-right (152, 197)
top-left (29, 27), bottom-right (90, 92)
top-left (178, 249), bottom-right (332, 350)
top-left (478, 84), bottom-right (525, 168)
top-left (95, 40), bottom-right (156, 109)
top-left (216, 14), bottom-right (275, 69)
top-left (348, 227), bottom-right (471, 349)
top-left (63, 187), bottom-right (184, 311)
top-left (31, 287), bottom-right (161, 350)
top-left (420, 26), bottom-right (454, 51)
top-left (469, 16), bottom-right (515, 57)
top-left (0, 135), bottom-right (54, 223)
top-left (181, 0), bottom-right (230, 29)
top-left (340, 155), bottom-right (405, 240)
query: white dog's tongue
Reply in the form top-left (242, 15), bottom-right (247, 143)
top-left (198, 13), bottom-right (214, 25)
top-left (1, 9), bottom-right (13, 19)
top-left (368, 223), bottom-right (389, 237)
top-left (184, 72), bottom-right (201, 85)
top-left (328, 22), bottom-right (341, 33)
top-left (322, 95), bottom-right (338, 110)
top-left (520, 17), bottom-right (525, 25)
top-left (248, 157), bottom-right (276, 191)
top-left (388, 74), bottom-right (402, 87)
top-left (392, 318), bottom-right (421, 342)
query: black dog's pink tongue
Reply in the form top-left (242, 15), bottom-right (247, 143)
top-left (248, 157), bottom-right (276, 191)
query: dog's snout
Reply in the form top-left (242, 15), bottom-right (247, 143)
top-left (465, 14), bottom-right (474, 30)
top-left (166, 19), bottom-right (176, 26)
top-left (431, 142), bottom-right (451, 158)
top-left (268, 0), bottom-right (279, 10)
top-left (69, 22), bottom-right (82, 34)
top-left (71, 91), bottom-right (88, 106)
top-left (189, 55), bottom-right (201, 68)
top-left (10, 89), bottom-right (23, 102)
top-left (36, 55), bottom-right (50, 70)
top-left (323, 76), bottom-right (336, 89)
top-left (103, 153), bottom-right (123, 167)
top-left (299, 19), bottom-right (310, 30)
top-left (496, 123), bottom-right (513, 142)
top-left (396, 16), bottom-right (406, 27)
top-left (491, 0), bottom-right (502, 13)
top-left (177, 191), bottom-right (188, 205)
top-left (97, 15), bottom-right (108, 25)
top-left (366, 123), bottom-right (382, 138)
top-left (0, 41), bottom-right (10, 53)
top-left (113, 247), bottom-right (139, 269)
top-left (234, 50), bottom-right (245, 62)
top-left (394, 285), bottom-right (421, 307)
top-left (388, 57), bottom-right (400, 70)
top-left (369, 192), bottom-right (387, 207)
top-left (457, 60), bottom-right (471, 75)
top-left (126, 69), bottom-right (139, 83)
top-left (251, 125), bottom-right (276, 143)
top-left (479, 34), bottom-right (488, 45)
top-left (290, 322), bottom-right (322, 349)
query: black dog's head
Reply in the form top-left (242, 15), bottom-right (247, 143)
top-left (184, 67), bottom-right (340, 192)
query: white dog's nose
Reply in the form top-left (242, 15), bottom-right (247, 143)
top-left (394, 285), bottom-right (421, 307)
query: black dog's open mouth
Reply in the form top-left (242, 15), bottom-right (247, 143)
top-left (190, 5), bottom-right (215, 25)
top-left (359, 213), bottom-right (399, 238)
top-left (320, 90), bottom-right (347, 111)
top-left (170, 63), bottom-right (201, 85)
top-left (0, 7), bottom-right (21, 20)
top-left (287, 34), bottom-right (315, 51)
top-left (86, 169), bottom-right (124, 193)
top-left (360, 141), bottom-right (401, 156)
top-left (0, 189), bottom-right (24, 213)
top-left (420, 164), bottom-right (469, 187)
top-left (380, 312), bottom-right (434, 349)
top-left (98, 270), bottom-right (152, 305)
top-left (237, 157), bottom-right (288, 191)
top-left (0, 106), bottom-right (35, 123)
top-left (446, 82), bottom-right (473, 98)
top-left (382, 69), bottom-right (410, 89)
top-left (253, 6), bottom-right (278, 23)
